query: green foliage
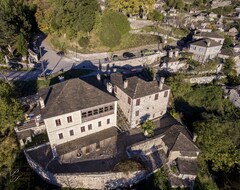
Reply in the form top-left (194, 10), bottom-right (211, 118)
top-left (99, 11), bottom-right (130, 48)
top-left (142, 120), bottom-right (155, 137)
top-left (0, 81), bottom-right (23, 177)
top-left (108, 0), bottom-right (155, 15)
top-left (167, 74), bottom-right (240, 186)
top-left (223, 58), bottom-right (236, 77)
top-left (50, 0), bottom-right (100, 35)
top-left (223, 36), bottom-right (233, 49)
top-left (166, 0), bottom-right (185, 9)
top-left (78, 37), bottom-right (90, 48)
top-left (154, 167), bottom-right (170, 190)
top-left (114, 160), bottom-right (143, 172)
top-left (0, 0), bottom-right (37, 49)
top-left (16, 34), bottom-right (27, 56)
top-left (0, 82), bottom-right (23, 134)
top-left (148, 10), bottom-right (164, 22)
top-left (195, 117), bottom-right (240, 172)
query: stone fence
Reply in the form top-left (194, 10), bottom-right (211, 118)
top-left (185, 75), bottom-right (226, 84)
top-left (25, 144), bottom-right (146, 189)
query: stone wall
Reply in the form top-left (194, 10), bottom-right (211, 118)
top-left (25, 147), bottom-right (146, 189)
top-left (186, 75), bottom-right (226, 84)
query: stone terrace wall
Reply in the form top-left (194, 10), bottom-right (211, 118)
top-left (25, 145), bottom-right (146, 189)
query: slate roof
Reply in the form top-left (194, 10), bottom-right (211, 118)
top-left (220, 49), bottom-right (239, 57)
top-left (195, 31), bottom-right (224, 39)
top-left (177, 158), bottom-right (198, 175)
top-left (171, 133), bottom-right (199, 152)
top-left (39, 77), bottom-right (118, 119)
top-left (162, 125), bottom-right (199, 155)
top-left (191, 38), bottom-right (221, 47)
top-left (110, 73), bottom-right (169, 99)
top-left (56, 127), bottom-right (119, 155)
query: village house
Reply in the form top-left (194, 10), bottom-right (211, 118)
top-left (110, 73), bottom-right (170, 128)
top-left (189, 38), bottom-right (222, 63)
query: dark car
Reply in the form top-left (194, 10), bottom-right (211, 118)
top-left (123, 52), bottom-right (135, 59)
top-left (57, 51), bottom-right (64, 56)
top-left (10, 63), bottom-right (23, 71)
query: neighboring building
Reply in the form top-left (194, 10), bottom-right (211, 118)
top-left (228, 27), bottom-right (239, 38)
top-left (194, 31), bottom-right (225, 45)
top-left (110, 73), bottom-right (170, 128)
top-left (189, 38), bottom-right (222, 63)
top-left (218, 49), bottom-right (240, 61)
top-left (160, 50), bottom-right (187, 72)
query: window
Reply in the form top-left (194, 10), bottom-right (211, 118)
top-left (128, 97), bottom-right (131, 105)
top-left (88, 124), bottom-right (92, 130)
top-left (98, 121), bottom-right (101, 127)
top-left (96, 142), bottom-right (100, 149)
top-left (107, 118), bottom-right (110, 124)
top-left (104, 107), bottom-right (109, 112)
top-left (82, 112), bottom-right (87, 118)
top-left (136, 98), bottom-right (140, 106)
top-left (155, 93), bottom-right (159, 100)
top-left (164, 91), bottom-right (168, 97)
top-left (109, 105), bottom-right (114, 110)
top-left (93, 109), bottom-right (98, 115)
top-left (99, 108), bottom-right (103, 113)
top-left (55, 119), bottom-right (61, 126)
top-left (67, 116), bottom-right (72, 123)
top-left (114, 86), bottom-right (117, 93)
top-left (58, 133), bottom-right (63, 139)
top-left (81, 126), bottom-right (85, 132)
top-left (135, 110), bottom-right (139, 116)
top-left (69, 130), bottom-right (74, 136)
top-left (87, 111), bottom-right (93, 116)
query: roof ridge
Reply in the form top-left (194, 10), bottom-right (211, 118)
top-left (133, 77), bottom-right (140, 99)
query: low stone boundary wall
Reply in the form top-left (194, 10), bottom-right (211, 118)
top-left (185, 75), bottom-right (226, 84)
top-left (25, 144), bottom-right (146, 189)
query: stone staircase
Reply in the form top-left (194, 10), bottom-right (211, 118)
top-left (117, 105), bottom-right (131, 132)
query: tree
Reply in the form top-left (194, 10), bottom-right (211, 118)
top-left (16, 34), bottom-right (27, 56)
top-left (223, 36), bottom-right (233, 49)
top-left (0, 81), bottom-right (23, 177)
top-left (99, 10), bottom-right (130, 48)
top-left (108, 0), bottom-right (155, 16)
top-left (195, 117), bottom-right (240, 172)
top-left (78, 37), bottom-right (89, 48)
top-left (50, 0), bottom-right (100, 36)
top-left (141, 120), bottom-right (155, 137)
top-left (223, 58), bottom-right (236, 77)
top-left (154, 167), bottom-right (170, 190)
top-left (0, 0), bottom-right (37, 49)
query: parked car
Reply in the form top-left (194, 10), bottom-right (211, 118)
top-left (112, 55), bottom-right (119, 61)
top-left (140, 49), bottom-right (155, 56)
top-left (123, 52), bottom-right (135, 59)
top-left (9, 63), bottom-right (23, 71)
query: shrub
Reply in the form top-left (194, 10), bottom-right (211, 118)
top-left (78, 37), bottom-right (90, 47)
top-left (99, 10), bottom-right (130, 48)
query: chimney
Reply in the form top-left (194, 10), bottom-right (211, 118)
top-left (97, 73), bottom-right (101, 81)
top-left (207, 40), bottom-right (211, 47)
top-left (123, 79), bottom-right (128, 89)
top-left (107, 82), bottom-right (113, 93)
top-left (175, 50), bottom-right (179, 57)
top-left (39, 97), bottom-right (45, 109)
top-left (158, 77), bottom-right (165, 90)
top-left (168, 50), bottom-right (173, 58)
top-left (193, 133), bottom-right (198, 142)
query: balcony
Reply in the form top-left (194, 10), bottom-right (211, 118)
top-left (82, 110), bottom-right (114, 123)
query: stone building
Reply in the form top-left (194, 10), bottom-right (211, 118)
top-left (110, 73), bottom-right (170, 128)
top-left (189, 38), bottom-right (222, 63)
